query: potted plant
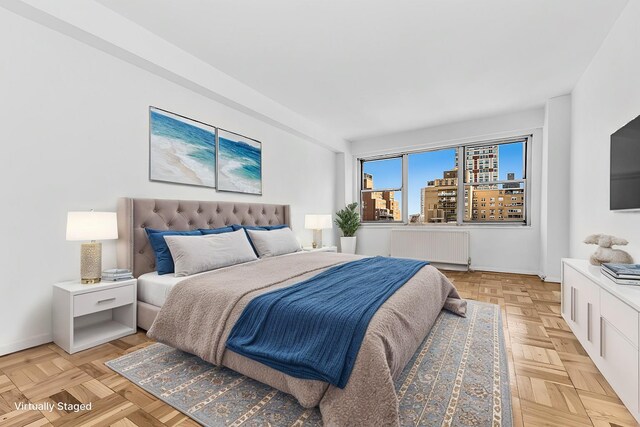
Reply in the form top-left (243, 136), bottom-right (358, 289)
top-left (335, 202), bottom-right (360, 254)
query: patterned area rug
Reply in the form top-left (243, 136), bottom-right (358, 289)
top-left (106, 300), bottom-right (511, 426)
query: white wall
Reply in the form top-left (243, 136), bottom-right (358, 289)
top-left (333, 152), bottom-right (354, 245)
top-left (351, 108), bottom-right (546, 156)
top-left (570, 0), bottom-right (640, 262)
top-left (3, 0), bottom-right (349, 154)
top-left (0, 9), bottom-right (338, 355)
top-left (540, 95), bottom-right (572, 282)
top-left (350, 108), bottom-right (545, 275)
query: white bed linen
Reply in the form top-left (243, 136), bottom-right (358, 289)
top-left (137, 251), bottom-right (311, 307)
top-left (137, 271), bottom-right (186, 307)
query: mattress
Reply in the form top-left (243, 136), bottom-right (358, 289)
top-left (137, 252), bottom-right (303, 307)
top-left (137, 272), bottom-right (185, 307)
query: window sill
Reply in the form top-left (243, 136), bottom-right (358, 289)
top-left (358, 223), bottom-right (532, 230)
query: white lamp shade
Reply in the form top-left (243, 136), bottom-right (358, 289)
top-left (304, 214), bottom-right (333, 230)
top-left (66, 211), bottom-right (118, 241)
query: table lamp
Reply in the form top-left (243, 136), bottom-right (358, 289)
top-left (66, 211), bottom-right (118, 284)
top-left (304, 214), bottom-right (333, 248)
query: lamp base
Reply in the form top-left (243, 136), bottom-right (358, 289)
top-left (312, 229), bottom-right (323, 249)
top-left (81, 242), bottom-right (102, 284)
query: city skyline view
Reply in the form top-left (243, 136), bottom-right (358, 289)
top-left (362, 141), bottom-right (525, 216)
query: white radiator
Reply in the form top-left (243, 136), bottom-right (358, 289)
top-left (390, 229), bottom-right (470, 267)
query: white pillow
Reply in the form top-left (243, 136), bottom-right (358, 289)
top-left (246, 227), bottom-right (302, 258)
top-left (164, 229), bottom-right (257, 277)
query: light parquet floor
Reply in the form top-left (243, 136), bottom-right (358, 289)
top-left (446, 270), bottom-right (638, 427)
top-left (0, 271), bottom-right (637, 427)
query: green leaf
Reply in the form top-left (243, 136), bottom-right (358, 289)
top-left (335, 202), bottom-right (361, 237)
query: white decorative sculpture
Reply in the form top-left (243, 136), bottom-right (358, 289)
top-left (584, 234), bottom-right (634, 266)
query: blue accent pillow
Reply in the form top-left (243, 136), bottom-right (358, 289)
top-left (199, 226), bottom-right (235, 235)
top-left (145, 228), bottom-right (202, 275)
top-left (231, 224), bottom-right (289, 255)
top-left (231, 224), bottom-right (288, 231)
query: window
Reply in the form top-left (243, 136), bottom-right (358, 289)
top-left (408, 148), bottom-right (457, 224)
top-left (360, 157), bottom-right (403, 222)
top-left (358, 136), bottom-right (530, 225)
top-left (463, 140), bottom-right (526, 223)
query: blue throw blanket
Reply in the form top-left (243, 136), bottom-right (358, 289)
top-left (225, 256), bottom-right (428, 388)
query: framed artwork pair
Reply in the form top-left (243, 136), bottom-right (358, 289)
top-left (148, 106), bottom-right (262, 195)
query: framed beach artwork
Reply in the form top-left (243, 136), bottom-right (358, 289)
top-left (217, 129), bottom-right (262, 195)
top-left (149, 107), bottom-right (217, 188)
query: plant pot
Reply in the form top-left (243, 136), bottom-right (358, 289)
top-left (340, 236), bottom-right (357, 254)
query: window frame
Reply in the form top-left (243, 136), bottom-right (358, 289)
top-left (357, 135), bottom-right (532, 226)
top-left (359, 154), bottom-right (407, 224)
top-left (461, 137), bottom-right (529, 225)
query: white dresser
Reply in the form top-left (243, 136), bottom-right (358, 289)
top-left (562, 258), bottom-right (640, 422)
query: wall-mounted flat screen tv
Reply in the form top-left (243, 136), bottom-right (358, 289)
top-left (611, 114), bottom-right (640, 211)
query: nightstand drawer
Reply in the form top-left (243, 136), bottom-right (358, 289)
top-left (73, 285), bottom-right (134, 317)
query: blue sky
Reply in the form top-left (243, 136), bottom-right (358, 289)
top-left (363, 142), bottom-right (525, 215)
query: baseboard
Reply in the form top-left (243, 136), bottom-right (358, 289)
top-left (431, 262), bottom-right (469, 272)
top-left (470, 265), bottom-right (541, 277)
top-left (0, 332), bottom-right (52, 357)
top-left (543, 276), bottom-right (561, 283)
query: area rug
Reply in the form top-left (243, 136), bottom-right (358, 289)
top-left (106, 300), bottom-right (512, 426)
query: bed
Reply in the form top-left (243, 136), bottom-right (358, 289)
top-left (117, 198), bottom-right (292, 330)
top-left (116, 197), bottom-right (465, 426)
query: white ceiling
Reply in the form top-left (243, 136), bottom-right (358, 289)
top-left (97, 0), bottom-right (628, 141)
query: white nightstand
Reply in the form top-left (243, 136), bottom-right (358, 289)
top-left (302, 246), bottom-right (338, 253)
top-left (53, 278), bottom-right (137, 354)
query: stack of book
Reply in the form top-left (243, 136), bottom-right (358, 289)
top-left (102, 268), bottom-right (133, 282)
top-left (601, 263), bottom-right (640, 285)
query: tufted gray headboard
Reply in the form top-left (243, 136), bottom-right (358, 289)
top-left (117, 198), bottom-right (291, 277)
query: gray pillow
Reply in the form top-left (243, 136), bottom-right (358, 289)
top-left (245, 227), bottom-right (301, 258)
top-left (164, 229), bottom-right (257, 277)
